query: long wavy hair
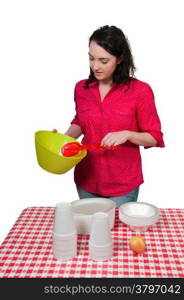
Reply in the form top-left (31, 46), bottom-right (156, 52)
top-left (84, 25), bottom-right (136, 88)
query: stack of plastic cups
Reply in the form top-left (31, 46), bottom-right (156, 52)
top-left (52, 202), bottom-right (77, 260)
top-left (89, 212), bottom-right (113, 261)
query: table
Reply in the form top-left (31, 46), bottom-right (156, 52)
top-left (0, 207), bottom-right (183, 278)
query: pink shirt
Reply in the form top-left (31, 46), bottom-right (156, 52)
top-left (71, 78), bottom-right (165, 196)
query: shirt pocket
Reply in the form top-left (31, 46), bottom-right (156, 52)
top-left (108, 109), bottom-right (134, 130)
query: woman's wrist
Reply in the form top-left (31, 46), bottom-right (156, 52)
top-left (126, 130), bottom-right (136, 141)
top-left (126, 130), bottom-right (157, 147)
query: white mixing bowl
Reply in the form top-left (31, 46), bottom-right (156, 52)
top-left (71, 198), bottom-right (116, 235)
top-left (119, 201), bottom-right (160, 232)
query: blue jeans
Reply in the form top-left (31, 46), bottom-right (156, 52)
top-left (76, 186), bottom-right (139, 207)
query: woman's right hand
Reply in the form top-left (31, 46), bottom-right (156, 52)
top-left (52, 129), bottom-right (58, 133)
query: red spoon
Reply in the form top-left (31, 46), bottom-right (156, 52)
top-left (61, 142), bottom-right (116, 157)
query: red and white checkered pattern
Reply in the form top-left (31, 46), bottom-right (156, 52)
top-left (0, 207), bottom-right (183, 278)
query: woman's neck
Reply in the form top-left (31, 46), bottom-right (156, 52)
top-left (98, 78), bottom-right (113, 87)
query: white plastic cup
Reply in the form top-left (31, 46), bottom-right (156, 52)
top-left (89, 247), bottom-right (112, 261)
top-left (53, 234), bottom-right (76, 247)
top-left (89, 241), bottom-right (113, 261)
top-left (89, 243), bottom-right (112, 253)
top-left (89, 212), bottom-right (112, 246)
top-left (53, 248), bottom-right (77, 260)
top-left (52, 232), bottom-right (77, 260)
top-left (53, 202), bottom-right (76, 235)
top-left (89, 212), bottom-right (113, 261)
top-left (52, 202), bottom-right (77, 260)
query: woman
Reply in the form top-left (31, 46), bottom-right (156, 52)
top-left (58, 25), bottom-right (165, 207)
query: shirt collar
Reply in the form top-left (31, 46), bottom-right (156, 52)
top-left (88, 80), bottom-right (118, 90)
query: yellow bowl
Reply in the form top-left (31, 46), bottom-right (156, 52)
top-left (35, 130), bottom-right (87, 174)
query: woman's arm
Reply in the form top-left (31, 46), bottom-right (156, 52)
top-left (135, 84), bottom-right (165, 148)
top-left (100, 130), bottom-right (157, 147)
top-left (128, 131), bottom-right (157, 147)
top-left (64, 124), bottom-right (83, 139)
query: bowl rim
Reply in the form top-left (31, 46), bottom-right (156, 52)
top-left (119, 201), bottom-right (160, 219)
top-left (35, 130), bottom-right (87, 160)
top-left (71, 198), bottom-right (116, 216)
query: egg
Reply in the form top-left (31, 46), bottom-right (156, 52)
top-left (129, 236), bottom-right (146, 254)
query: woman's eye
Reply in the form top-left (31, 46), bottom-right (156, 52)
top-left (89, 58), bottom-right (108, 64)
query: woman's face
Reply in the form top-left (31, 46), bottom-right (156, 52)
top-left (89, 41), bottom-right (120, 83)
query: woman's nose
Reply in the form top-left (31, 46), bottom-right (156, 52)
top-left (92, 61), bottom-right (100, 70)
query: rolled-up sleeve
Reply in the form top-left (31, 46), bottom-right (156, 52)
top-left (136, 84), bottom-right (165, 149)
top-left (70, 113), bottom-right (80, 126)
top-left (70, 84), bottom-right (80, 126)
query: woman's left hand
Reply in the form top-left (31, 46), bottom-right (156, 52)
top-left (100, 130), bottom-right (131, 147)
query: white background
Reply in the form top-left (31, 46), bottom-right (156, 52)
top-left (0, 0), bottom-right (184, 244)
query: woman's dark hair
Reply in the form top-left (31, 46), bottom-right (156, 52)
top-left (85, 25), bottom-right (136, 88)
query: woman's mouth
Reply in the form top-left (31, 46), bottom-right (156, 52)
top-left (94, 72), bottom-right (103, 76)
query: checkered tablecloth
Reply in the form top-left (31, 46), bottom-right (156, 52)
top-left (0, 207), bottom-right (183, 278)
